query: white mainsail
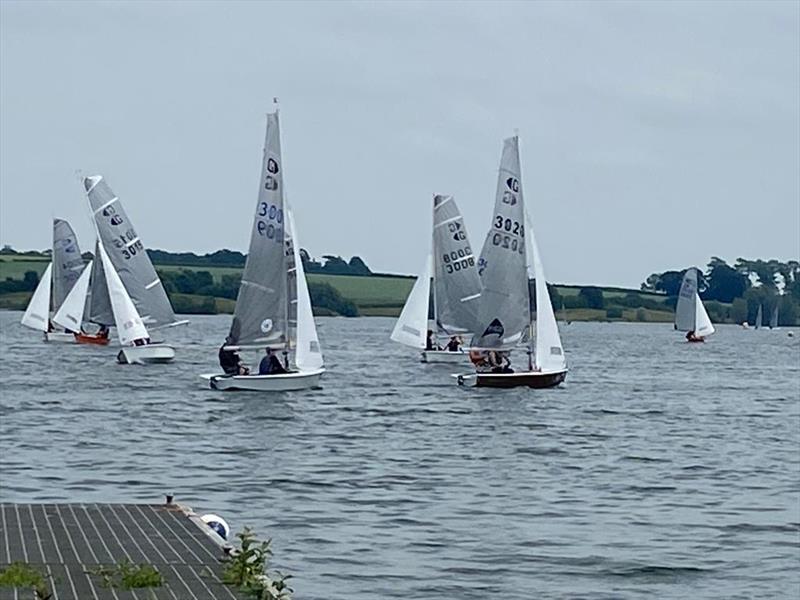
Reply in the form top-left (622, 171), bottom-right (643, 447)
top-left (431, 194), bottom-right (481, 335)
top-left (84, 175), bottom-right (179, 328)
top-left (288, 209), bottom-right (323, 371)
top-left (472, 136), bottom-right (530, 349)
top-left (227, 111), bottom-right (289, 348)
top-left (97, 240), bottom-right (149, 345)
top-left (755, 304), bottom-right (762, 330)
top-left (21, 263), bottom-right (53, 332)
top-left (530, 230), bottom-right (566, 372)
top-left (770, 304), bottom-right (779, 329)
top-left (391, 254), bottom-right (432, 349)
top-left (675, 267), bottom-right (714, 336)
top-left (52, 261), bottom-right (92, 332)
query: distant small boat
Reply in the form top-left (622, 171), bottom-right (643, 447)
top-left (21, 219), bottom-right (85, 343)
top-left (201, 107), bottom-right (324, 392)
top-left (454, 135), bottom-right (567, 388)
top-left (391, 194), bottom-right (482, 364)
top-left (769, 304), bottom-right (779, 329)
top-left (674, 268), bottom-right (715, 342)
top-left (755, 304), bottom-right (763, 330)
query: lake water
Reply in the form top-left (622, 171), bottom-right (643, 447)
top-left (1, 311), bottom-right (798, 599)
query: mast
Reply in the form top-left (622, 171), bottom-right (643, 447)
top-left (430, 196), bottom-right (438, 336)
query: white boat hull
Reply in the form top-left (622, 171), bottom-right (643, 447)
top-left (45, 332), bottom-right (77, 343)
top-left (202, 368), bottom-right (325, 392)
top-left (117, 344), bottom-right (176, 365)
top-left (421, 350), bottom-right (468, 363)
top-left (453, 368), bottom-right (568, 389)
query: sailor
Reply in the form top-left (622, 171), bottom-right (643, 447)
top-left (445, 336), bottom-right (462, 352)
top-left (426, 330), bottom-right (441, 351)
top-left (685, 330), bottom-right (703, 343)
top-left (259, 347), bottom-right (287, 375)
top-left (488, 350), bottom-right (513, 373)
top-left (219, 337), bottom-right (248, 375)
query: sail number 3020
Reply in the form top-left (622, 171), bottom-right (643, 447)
top-left (492, 215), bottom-right (524, 254)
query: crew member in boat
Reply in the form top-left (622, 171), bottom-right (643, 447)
top-left (426, 330), bottom-right (441, 351)
top-left (219, 337), bottom-right (249, 375)
top-left (469, 349), bottom-right (488, 370)
top-left (259, 348), bottom-right (287, 375)
top-left (445, 336), bottom-right (462, 352)
top-left (685, 330), bottom-right (704, 343)
top-left (488, 350), bottom-right (513, 373)
top-left (97, 324), bottom-right (110, 339)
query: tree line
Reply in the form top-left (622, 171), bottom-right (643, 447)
top-left (641, 257), bottom-right (799, 326)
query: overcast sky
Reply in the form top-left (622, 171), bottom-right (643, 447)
top-left (1, 0), bottom-right (798, 287)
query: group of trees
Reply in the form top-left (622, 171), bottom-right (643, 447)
top-left (641, 257), bottom-right (799, 325)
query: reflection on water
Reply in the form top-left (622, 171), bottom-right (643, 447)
top-left (1, 312), bottom-right (798, 599)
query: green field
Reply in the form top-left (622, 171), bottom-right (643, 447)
top-left (0, 256), bottom-right (50, 280)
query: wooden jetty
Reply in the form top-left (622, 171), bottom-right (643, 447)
top-left (0, 500), bottom-right (248, 599)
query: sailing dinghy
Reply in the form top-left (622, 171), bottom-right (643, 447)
top-left (95, 239), bottom-right (175, 363)
top-left (769, 304), bottom-right (779, 329)
top-left (21, 219), bottom-right (86, 342)
top-left (674, 268), bottom-right (715, 342)
top-left (454, 135), bottom-right (567, 388)
top-left (754, 304), bottom-right (763, 330)
top-left (84, 175), bottom-right (185, 361)
top-left (51, 239), bottom-right (115, 345)
top-left (201, 109), bottom-right (324, 392)
top-left (391, 194), bottom-right (482, 363)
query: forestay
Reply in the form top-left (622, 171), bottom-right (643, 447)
top-left (87, 239), bottom-right (114, 327)
top-left (51, 219), bottom-right (84, 313)
top-left (473, 136), bottom-right (530, 349)
top-left (432, 194), bottom-right (481, 335)
top-left (52, 261), bottom-right (92, 332)
top-left (390, 254), bottom-right (432, 349)
top-left (97, 240), bottom-right (149, 345)
top-left (228, 111), bottom-right (289, 348)
top-left (21, 263), bottom-right (53, 332)
top-left (84, 175), bottom-right (178, 327)
top-left (288, 209), bottom-right (323, 371)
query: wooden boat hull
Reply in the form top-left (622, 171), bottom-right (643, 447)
top-left (202, 368), bottom-right (325, 392)
top-left (421, 350), bottom-right (468, 363)
top-left (117, 344), bottom-right (176, 365)
top-left (454, 368), bottom-right (567, 389)
top-left (75, 333), bottom-right (110, 346)
top-left (44, 332), bottom-right (76, 343)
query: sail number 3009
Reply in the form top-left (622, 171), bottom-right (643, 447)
top-left (257, 202), bottom-right (284, 239)
top-left (492, 215), bottom-right (524, 254)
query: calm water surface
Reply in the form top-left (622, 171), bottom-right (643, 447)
top-left (1, 312), bottom-right (798, 599)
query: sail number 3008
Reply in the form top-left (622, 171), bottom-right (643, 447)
top-left (257, 202), bottom-right (284, 239)
top-left (492, 215), bottom-right (524, 254)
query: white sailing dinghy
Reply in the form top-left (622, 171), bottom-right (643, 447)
top-left (95, 239), bottom-right (174, 363)
top-left (754, 304), bottom-right (763, 330)
top-left (674, 267), bottom-right (715, 342)
top-left (769, 304), bottom-right (779, 329)
top-left (391, 194), bottom-right (482, 363)
top-left (20, 219), bottom-right (86, 342)
top-left (454, 135), bottom-right (567, 388)
top-left (84, 175), bottom-right (185, 362)
top-left (202, 109), bottom-right (324, 392)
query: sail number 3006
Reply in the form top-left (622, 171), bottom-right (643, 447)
top-left (492, 215), bottom-right (524, 254)
top-left (257, 202), bottom-right (284, 239)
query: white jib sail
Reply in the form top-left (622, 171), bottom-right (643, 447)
top-left (21, 263), bottom-right (53, 332)
top-left (694, 293), bottom-right (715, 337)
top-left (530, 229), bottom-right (566, 372)
top-left (288, 209), bottom-right (323, 371)
top-left (391, 254), bottom-right (432, 349)
top-left (52, 261), bottom-right (92, 332)
top-left (98, 240), bottom-right (149, 345)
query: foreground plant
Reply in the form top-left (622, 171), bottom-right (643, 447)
top-left (89, 561), bottom-right (163, 589)
top-left (223, 527), bottom-right (293, 600)
top-left (0, 562), bottom-right (52, 599)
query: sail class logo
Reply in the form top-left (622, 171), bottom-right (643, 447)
top-left (260, 318), bottom-right (273, 333)
top-left (264, 176), bottom-right (278, 191)
top-left (482, 318), bottom-right (504, 338)
top-left (506, 177), bottom-right (519, 192)
top-left (267, 158), bottom-right (279, 174)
